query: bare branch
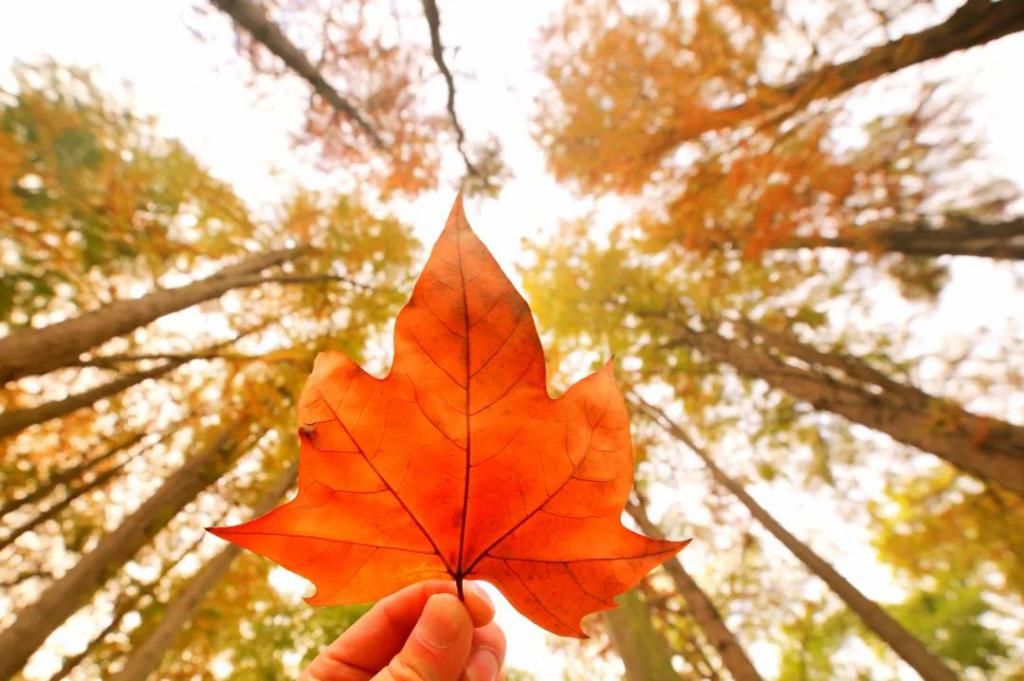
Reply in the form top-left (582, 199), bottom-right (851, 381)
top-left (783, 215), bottom-right (1024, 260)
top-left (232, 272), bottom-right (374, 292)
top-left (419, 0), bottom-right (481, 179)
top-left (210, 0), bottom-right (386, 150)
top-left (676, 0), bottom-right (1024, 141)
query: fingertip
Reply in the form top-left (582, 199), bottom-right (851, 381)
top-left (388, 593), bottom-right (473, 681)
top-left (464, 582), bottom-right (495, 626)
top-left (416, 593), bottom-right (472, 649)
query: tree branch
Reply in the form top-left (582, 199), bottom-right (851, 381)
top-left (210, 0), bottom-right (386, 150)
top-left (682, 0), bottom-right (1024, 140)
top-left (784, 215), bottom-right (1024, 260)
top-left (419, 0), bottom-right (481, 180)
top-left (232, 272), bottom-right (374, 292)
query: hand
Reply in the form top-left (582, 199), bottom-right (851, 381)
top-left (300, 580), bottom-right (506, 681)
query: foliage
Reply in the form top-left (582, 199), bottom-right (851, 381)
top-left (199, 0), bottom-right (506, 196)
top-left (535, 0), bottom-right (1019, 294)
top-left (0, 61), bottom-right (253, 328)
top-left (874, 468), bottom-right (1024, 604)
top-left (0, 60), bottom-right (419, 679)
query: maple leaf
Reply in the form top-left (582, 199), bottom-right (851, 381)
top-left (210, 196), bottom-right (688, 636)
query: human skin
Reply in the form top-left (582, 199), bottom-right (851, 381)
top-left (300, 580), bottom-right (506, 681)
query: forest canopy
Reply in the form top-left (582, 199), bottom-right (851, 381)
top-left (1, 1), bottom-right (1023, 679)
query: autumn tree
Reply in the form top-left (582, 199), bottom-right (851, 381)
top-left (0, 62), bottom-right (418, 679)
top-left (200, 0), bottom-right (506, 195)
top-left (628, 499), bottom-right (763, 681)
top-left (4, 0), bottom-right (1023, 677)
top-left (536, 0), bottom-right (1024, 291)
top-left (522, 216), bottom-right (1023, 675)
top-left (529, 4), bottom-right (1024, 672)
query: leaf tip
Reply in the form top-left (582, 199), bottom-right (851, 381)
top-left (674, 537), bottom-right (694, 555)
top-left (205, 525), bottom-right (230, 540)
top-left (446, 191), bottom-right (471, 234)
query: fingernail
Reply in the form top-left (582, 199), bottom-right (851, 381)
top-left (416, 594), bottom-right (462, 648)
top-left (466, 647), bottom-right (500, 681)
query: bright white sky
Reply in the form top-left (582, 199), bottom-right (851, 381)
top-left (2, 1), bottom-right (1023, 679)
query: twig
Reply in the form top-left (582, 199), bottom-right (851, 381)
top-left (419, 0), bottom-right (481, 179)
top-left (211, 0), bottom-right (386, 149)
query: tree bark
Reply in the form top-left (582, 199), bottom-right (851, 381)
top-left (0, 361), bottom-right (184, 440)
top-left (0, 431), bottom-right (146, 519)
top-left (0, 449), bottom-right (141, 551)
top-left (47, 597), bottom-right (134, 681)
top-left (627, 502), bottom-right (764, 681)
top-left (210, 0), bottom-right (385, 149)
top-left (0, 246), bottom-right (305, 384)
top-left (109, 461), bottom-right (298, 681)
top-left (781, 216), bottom-right (1024, 260)
top-left (638, 400), bottom-right (960, 681)
top-left (664, 318), bottom-right (1024, 495)
top-left (419, 0), bottom-right (480, 180)
top-left (681, 0), bottom-right (1024, 139)
top-left (46, 528), bottom-right (211, 681)
top-left (605, 587), bottom-right (682, 681)
top-left (0, 425), bottom-right (247, 679)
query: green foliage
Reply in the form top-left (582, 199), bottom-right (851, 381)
top-left (0, 58), bottom-right (422, 680)
top-left (873, 470), bottom-right (1024, 602)
top-left (0, 61), bottom-right (254, 328)
top-left (777, 604), bottom-right (858, 681)
top-left (779, 577), bottom-right (1010, 681)
top-left (890, 574), bottom-right (1007, 674)
top-left (185, 554), bottom-right (368, 679)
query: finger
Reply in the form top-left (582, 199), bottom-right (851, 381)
top-left (375, 593), bottom-right (474, 681)
top-left (463, 622), bottom-right (506, 681)
top-left (304, 581), bottom-right (493, 680)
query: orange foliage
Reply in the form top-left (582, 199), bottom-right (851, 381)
top-left (536, 1), bottom-right (986, 262)
top-left (536, 0), bottom-right (773, 194)
top-left (211, 197), bottom-right (688, 635)
top-left (213, 0), bottom-right (449, 196)
top-left (660, 120), bottom-right (859, 257)
top-left (299, 4), bottom-right (444, 195)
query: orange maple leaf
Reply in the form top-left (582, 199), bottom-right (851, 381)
top-left (210, 196), bottom-right (688, 636)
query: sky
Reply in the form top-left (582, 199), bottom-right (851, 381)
top-left (1, 1), bottom-right (1023, 679)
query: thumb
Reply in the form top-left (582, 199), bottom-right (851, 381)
top-left (374, 593), bottom-right (474, 681)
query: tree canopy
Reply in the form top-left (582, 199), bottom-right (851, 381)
top-left (1, 1), bottom-right (1023, 679)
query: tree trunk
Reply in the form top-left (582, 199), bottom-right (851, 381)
top-left (210, 0), bottom-right (384, 149)
top-left (47, 598), bottom-right (133, 681)
top-left (0, 246), bottom-right (305, 384)
top-left (627, 502), bottom-right (764, 681)
top-left (0, 449), bottom-right (141, 551)
top-left (0, 361), bottom-right (184, 440)
top-left (46, 528), bottom-right (211, 681)
top-left (109, 461), bottom-right (298, 681)
top-left (682, 0), bottom-right (1024, 139)
top-left (0, 431), bottom-right (146, 519)
top-left (605, 587), bottom-right (682, 681)
top-left (782, 216), bottom-right (1024, 260)
top-left (665, 317), bottom-right (1024, 495)
top-left (0, 425), bottom-right (247, 679)
top-left (639, 400), bottom-right (960, 681)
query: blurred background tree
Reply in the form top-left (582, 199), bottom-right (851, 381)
top-left (0, 59), bottom-right (418, 679)
top-left (526, 0), bottom-right (1024, 678)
